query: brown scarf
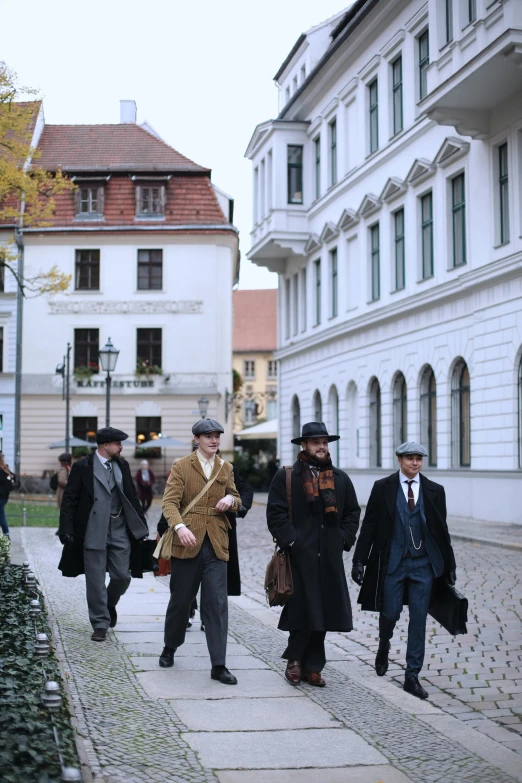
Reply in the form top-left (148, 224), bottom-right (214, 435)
top-left (297, 450), bottom-right (338, 524)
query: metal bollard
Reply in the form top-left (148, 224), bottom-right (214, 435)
top-left (22, 507), bottom-right (27, 527)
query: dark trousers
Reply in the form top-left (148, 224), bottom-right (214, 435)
top-left (0, 498), bottom-right (9, 535)
top-left (140, 497), bottom-right (152, 513)
top-left (164, 536), bottom-right (228, 666)
top-left (83, 537), bottom-right (131, 629)
top-left (380, 554), bottom-right (433, 679)
top-left (283, 630), bottom-right (327, 673)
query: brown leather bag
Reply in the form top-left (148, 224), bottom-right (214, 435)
top-left (264, 467), bottom-right (294, 607)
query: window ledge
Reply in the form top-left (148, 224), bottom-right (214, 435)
top-left (73, 215), bottom-right (104, 222)
top-left (135, 290), bottom-right (165, 294)
top-left (391, 286), bottom-right (405, 294)
top-left (417, 275), bottom-right (434, 283)
top-left (135, 215), bottom-right (166, 221)
top-left (74, 289), bottom-right (102, 295)
top-left (448, 262), bottom-right (467, 271)
top-left (493, 241), bottom-right (510, 249)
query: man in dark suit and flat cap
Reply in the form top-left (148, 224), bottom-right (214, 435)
top-left (58, 427), bottom-right (149, 641)
top-left (351, 441), bottom-right (457, 699)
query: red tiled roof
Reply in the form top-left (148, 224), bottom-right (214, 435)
top-left (233, 289), bottom-right (278, 352)
top-left (36, 124), bottom-right (208, 173)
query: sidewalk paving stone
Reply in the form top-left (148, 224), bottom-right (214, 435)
top-left (137, 668), bottom-right (305, 700)
top-left (216, 768), bottom-right (414, 783)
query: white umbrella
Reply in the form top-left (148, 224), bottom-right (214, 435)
top-left (47, 437), bottom-right (96, 449)
top-left (235, 419), bottom-right (278, 440)
top-left (138, 435), bottom-right (189, 448)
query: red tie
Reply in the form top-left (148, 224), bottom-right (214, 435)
top-left (406, 480), bottom-right (415, 511)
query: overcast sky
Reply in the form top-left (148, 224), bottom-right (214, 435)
top-left (1, 0), bottom-right (347, 290)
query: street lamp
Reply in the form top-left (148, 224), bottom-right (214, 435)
top-left (198, 396), bottom-right (209, 419)
top-left (98, 338), bottom-right (119, 427)
top-left (56, 343), bottom-right (71, 453)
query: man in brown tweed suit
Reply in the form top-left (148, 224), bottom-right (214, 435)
top-left (159, 418), bottom-right (241, 684)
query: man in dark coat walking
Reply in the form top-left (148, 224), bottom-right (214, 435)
top-left (225, 465), bottom-right (253, 596)
top-left (58, 427), bottom-right (149, 642)
top-left (267, 422), bottom-right (360, 687)
top-left (351, 441), bottom-right (457, 699)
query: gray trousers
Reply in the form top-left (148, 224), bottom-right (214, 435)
top-left (164, 535), bottom-right (228, 666)
top-left (83, 526), bottom-right (131, 629)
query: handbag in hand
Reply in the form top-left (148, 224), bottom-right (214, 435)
top-left (429, 582), bottom-right (468, 636)
top-left (264, 466), bottom-right (294, 607)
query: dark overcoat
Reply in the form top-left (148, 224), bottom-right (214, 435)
top-left (225, 466), bottom-right (254, 596)
top-left (353, 471), bottom-right (457, 612)
top-left (58, 453), bottom-right (148, 578)
top-left (267, 462), bottom-right (360, 632)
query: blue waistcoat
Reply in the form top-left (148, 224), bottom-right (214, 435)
top-left (386, 481), bottom-right (444, 577)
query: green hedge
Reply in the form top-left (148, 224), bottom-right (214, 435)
top-left (0, 564), bottom-right (80, 781)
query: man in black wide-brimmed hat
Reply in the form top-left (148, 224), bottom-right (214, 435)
top-left (266, 422), bottom-right (360, 687)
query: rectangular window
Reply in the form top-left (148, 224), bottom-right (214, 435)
top-left (243, 360), bottom-right (255, 379)
top-left (419, 30), bottom-right (429, 100)
top-left (267, 392), bottom-right (278, 420)
top-left (136, 185), bottom-right (165, 216)
top-left (285, 278), bottom-right (291, 339)
top-left (392, 56), bottom-right (403, 136)
top-left (0, 327), bottom-right (3, 372)
top-left (330, 248), bottom-right (338, 317)
top-left (137, 249), bottom-right (163, 290)
top-left (468, 0), bottom-right (476, 23)
top-left (452, 174), bottom-right (466, 267)
top-left (421, 192), bottom-right (434, 279)
top-left (75, 250), bottom-right (100, 291)
top-left (300, 64), bottom-right (306, 83)
top-left (394, 208), bottom-right (405, 290)
top-left (445, 0), bottom-right (453, 43)
top-left (267, 360), bottom-right (277, 379)
top-left (369, 79), bottom-right (379, 153)
top-left (301, 267), bottom-right (307, 332)
top-left (136, 416), bottom-right (162, 458)
top-left (499, 143), bottom-right (510, 244)
top-left (74, 328), bottom-right (99, 371)
top-left (292, 274), bottom-right (299, 335)
top-left (76, 186), bottom-right (103, 217)
top-left (0, 264), bottom-right (4, 293)
top-left (72, 416), bottom-right (97, 443)
top-left (314, 259), bottom-right (321, 325)
top-left (243, 399), bottom-right (257, 426)
top-left (137, 328), bottom-right (162, 370)
top-left (314, 136), bottom-right (321, 199)
top-left (287, 145), bottom-right (303, 204)
top-left (292, 76), bottom-right (298, 94)
top-left (370, 224), bottom-right (380, 301)
top-left (330, 119), bottom-right (337, 186)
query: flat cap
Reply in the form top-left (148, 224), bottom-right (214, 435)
top-left (395, 441), bottom-right (428, 457)
top-left (192, 418), bottom-right (224, 436)
top-left (96, 427), bottom-right (128, 444)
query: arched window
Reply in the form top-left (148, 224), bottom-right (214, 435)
top-left (346, 381), bottom-right (358, 467)
top-left (328, 385), bottom-right (339, 465)
top-left (292, 395), bottom-right (301, 457)
top-left (392, 372), bottom-right (407, 449)
top-left (518, 356), bottom-right (522, 469)
top-left (369, 378), bottom-right (381, 468)
top-left (313, 390), bottom-right (323, 421)
top-left (451, 359), bottom-right (470, 467)
top-left (420, 366), bottom-right (437, 466)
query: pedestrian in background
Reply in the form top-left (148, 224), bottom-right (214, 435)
top-left (351, 441), bottom-right (457, 700)
top-left (267, 422), bottom-right (360, 688)
top-left (0, 454), bottom-right (14, 537)
top-left (56, 453), bottom-right (72, 509)
top-left (135, 459), bottom-right (155, 513)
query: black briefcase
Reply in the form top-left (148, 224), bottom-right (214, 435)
top-left (429, 582), bottom-right (468, 636)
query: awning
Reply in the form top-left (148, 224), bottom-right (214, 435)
top-left (235, 419), bottom-right (278, 440)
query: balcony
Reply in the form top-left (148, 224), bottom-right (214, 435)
top-left (421, 1), bottom-right (522, 139)
top-left (248, 208), bottom-right (309, 273)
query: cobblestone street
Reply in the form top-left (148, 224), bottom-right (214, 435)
top-left (17, 500), bottom-right (522, 783)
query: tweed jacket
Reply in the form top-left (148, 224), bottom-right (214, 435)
top-left (162, 452), bottom-right (241, 561)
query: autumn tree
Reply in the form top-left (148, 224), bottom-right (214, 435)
top-left (0, 62), bottom-right (72, 295)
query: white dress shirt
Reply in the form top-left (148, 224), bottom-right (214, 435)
top-left (399, 471), bottom-right (420, 505)
top-left (197, 449), bottom-right (215, 480)
top-left (96, 451), bottom-right (111, 470)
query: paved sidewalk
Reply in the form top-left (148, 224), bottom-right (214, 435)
top-left (19, 522), bottom-right (522, 783)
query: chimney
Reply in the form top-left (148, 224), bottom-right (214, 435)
top-left (120, 100), bottom-right (137, 124)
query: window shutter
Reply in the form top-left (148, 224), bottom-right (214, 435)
top-left (160, 185), bottom-right (166, 215)
top-left (135, 185), bottom-right (141, 216)
top-left (74, 187), bottom-right (81, 216)
top-left (97, 186), bottom-right (105, 216)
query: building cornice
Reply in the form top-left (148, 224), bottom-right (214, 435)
top-left (22, 224), bottom-right (238, 234)
top-left (275, 251), bottom-right (522, 361)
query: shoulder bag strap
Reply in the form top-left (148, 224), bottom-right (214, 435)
top-left (180, 460), bottom-right (225, 518)
top-left (284, 466), bottom-right (293, 523)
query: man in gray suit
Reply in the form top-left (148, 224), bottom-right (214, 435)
top-left (59, 427), bottom-right (149, 641)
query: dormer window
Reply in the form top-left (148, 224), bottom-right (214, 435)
top-left (136, 184), bottom-right (165, 217)
top-left (74, 184), bottom-right (104, 219)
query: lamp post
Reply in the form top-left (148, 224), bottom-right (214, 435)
top-left (198, 396), bottom-right (209, 419)
top-left (98, 338), bottom-right (119, 427)
top-left (56, 343), bottom-right (71, 453)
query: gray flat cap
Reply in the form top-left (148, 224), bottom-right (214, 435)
top-left (395, 441), bottom-right (428, 457)
top-left (96, 427), bottom-right (128, 444)
top-left (192, 418), bottom-right (224, 436)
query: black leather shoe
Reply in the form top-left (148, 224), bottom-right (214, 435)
top-left (91, 628), bottom-right (107, 642)
top-left (404, 676), bottom-right (428, 699)
top-left (159, 646), bottom-right (175, 668)
top-left (211, 665), bottom-right (237, 685)
top-left (200, 622), bottom-right (205, 632)
top-left (108, 605), bottom-right (117, 628)
top-left (375, 640), bottom-right (390, 676)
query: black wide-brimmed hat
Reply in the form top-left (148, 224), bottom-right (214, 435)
top-left (291, 421), bottom-right (340, 445)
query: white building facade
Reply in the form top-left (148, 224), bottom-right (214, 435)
top-left (246, 0), bottom-right (522, 524)
top-left (19, 102), bottom-right (238, 477)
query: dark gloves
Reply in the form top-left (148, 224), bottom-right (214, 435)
top-left (446, 569), bottom-right (457, 586)
top-left (59, 533), bottom-right (74, 546)
top-left (236, 504), bottom-right (248, 519)
top-left (351, 560), bottom-right (365, 586)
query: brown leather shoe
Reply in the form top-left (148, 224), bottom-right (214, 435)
top-left (303, 671), bottom-right (326, 687)
top-left (285, 660), bottom-right (302, 685)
